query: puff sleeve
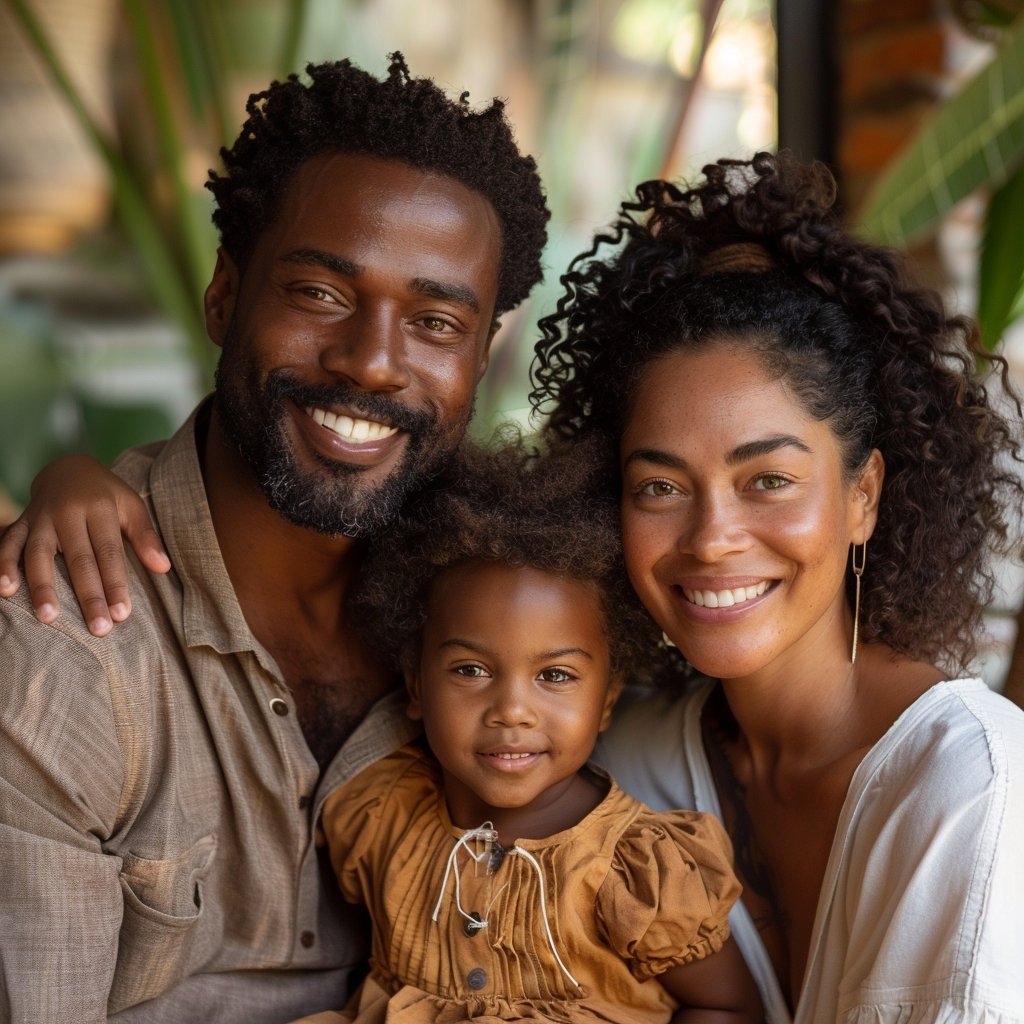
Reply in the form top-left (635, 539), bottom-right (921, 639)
top-left (595, 809), bottom-right (741, 982)
top-left (319, 744), bottom-right (427, 905)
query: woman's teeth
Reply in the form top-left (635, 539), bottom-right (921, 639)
top-left (305, 405), bottom-right (398, 443)
top-left (493, 752), bottom-right (535, 760)
top-left (683, 580), bottom-right (770, 608)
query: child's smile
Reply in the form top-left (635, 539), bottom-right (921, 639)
top-left (405, 560), bottom-right (623, 844)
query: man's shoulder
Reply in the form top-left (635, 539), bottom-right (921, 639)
top-left (112, 437), bottom-right (169, 492)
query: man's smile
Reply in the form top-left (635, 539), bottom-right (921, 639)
top-left (304, 404), bottom-right (400, 443)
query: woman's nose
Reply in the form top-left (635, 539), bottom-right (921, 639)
top-left (681, 494), bottom-right (751, 563)
top-left (319, 306), bottom-right (411, 393)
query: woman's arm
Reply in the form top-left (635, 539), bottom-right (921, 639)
top-left (0, 454), bottom-right (170, 636)
top-left (660, 938), bottom-right (763, 1023)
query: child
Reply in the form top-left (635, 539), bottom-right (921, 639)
top-left (295, 438), bottom-right (762, 1024)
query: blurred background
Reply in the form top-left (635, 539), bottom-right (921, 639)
top-left (2, 0), bottom-right (1024, 697)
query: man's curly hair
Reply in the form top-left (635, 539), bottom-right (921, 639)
top-left (531, 151), bottom-right (1024, 673)
top-left (352, 432), bottom-right (670, 681)
top-left (207, 54), bottom-right (549, 317)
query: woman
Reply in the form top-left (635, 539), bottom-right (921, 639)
top-left (532, 153), bottom-right (1024, 1022)
top-left (4, 154), bottom-right (1024, 1022)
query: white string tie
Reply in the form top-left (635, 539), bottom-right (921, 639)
top-left (508, 846), bottom-right (581, 991)
top-left (431, 823), bottom-right (499, 929)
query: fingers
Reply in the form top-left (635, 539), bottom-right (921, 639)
top-left (59, 517), bottom-right (123, 637)
top-left (21, 520), bottom-right (64, 626)
top-left (121, 501), bottom-right (171, 578)
top-left (0, 517), bottom-right (29, 596)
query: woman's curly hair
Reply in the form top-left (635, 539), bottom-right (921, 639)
top-left (530, 151), bottom-right (1024, 673)
top-left (352, 432), bottom-right (671, 681)
top-left (207, 53), bottom-right (549, 317)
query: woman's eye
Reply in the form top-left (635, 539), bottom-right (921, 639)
top-left (539, 668), bottom-right (574, 684)
top-left (640, 479), bottom-right (679, 498)
top-left (751, 474), bottom-right (790, 491)
top-left (453, 664), bottom-right (487, 677)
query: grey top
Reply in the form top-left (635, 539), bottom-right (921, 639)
top-left (0, 407), bottom-right (416, 1023)
top-left (596, 679), bottom-right (1024, 1024)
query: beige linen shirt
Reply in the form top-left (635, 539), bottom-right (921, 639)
top-left (0, 407), bottom-right (416, 1023)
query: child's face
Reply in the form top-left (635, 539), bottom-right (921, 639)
top-left (405, 561), bottom-right (622, 817)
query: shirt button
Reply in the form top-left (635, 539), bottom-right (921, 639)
top-left (298, 795), bottom-right (311, 811)
top-left (300, 930), bottom-right (315, 948)
top-left (269, 698), bottom-right (289, 716)
top-left (467, 968), bottom-right (487, 990)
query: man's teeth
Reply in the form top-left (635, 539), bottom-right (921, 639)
top-left (493, 752), bottom-right (535, 760)
top-left (305, 406), bottom-right (398, 443)
top-left (683, 580), bottom-right (770, 608)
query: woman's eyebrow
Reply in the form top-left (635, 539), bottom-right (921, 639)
top-left (623, 448), bottom-right (689, 472)
top-left (726, 435), bottom-right (812, 464)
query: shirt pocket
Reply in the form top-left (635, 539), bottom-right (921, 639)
top-left (108, 834), bottom-right (218, 1014)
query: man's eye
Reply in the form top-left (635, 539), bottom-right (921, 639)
top-left (640, 479), bottom-right (678, 497)
top-left (539, 668), bottom-right (574, 684)
top-left (751, 474), bottom-right (789, 491)
top-left (420, 317), bottom-right (453, 333)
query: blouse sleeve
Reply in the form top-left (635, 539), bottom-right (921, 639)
top-left (595, 808), bottom-right (741, 982)
top-left (319, 745), bottom-right (425, 905)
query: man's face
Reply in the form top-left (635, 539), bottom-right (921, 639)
top-left (208, 153), bottom-right (502, 536)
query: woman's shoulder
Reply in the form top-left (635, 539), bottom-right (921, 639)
top-left (595, 680), bottom-right (712, 813)
top-left (865, 679), bottom-right (1024, 800)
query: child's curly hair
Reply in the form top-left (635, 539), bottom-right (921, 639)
top-left (531, 151), bottom-right (1024, 674)
top-left (352, 432), bottom-right (671, 680)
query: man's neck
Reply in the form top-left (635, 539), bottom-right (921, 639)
top-left (201, 405), bottom-right (363, 634)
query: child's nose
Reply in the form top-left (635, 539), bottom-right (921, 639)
top-left (484, 678), bottom-right (538, 729)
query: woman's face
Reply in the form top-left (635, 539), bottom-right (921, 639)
top-left (620, 344), bottom-right (881, 681)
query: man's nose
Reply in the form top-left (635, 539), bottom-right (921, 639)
top-left (319, 305), bottom-right (411, 392)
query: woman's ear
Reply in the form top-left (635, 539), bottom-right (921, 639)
top-left (403, 654), bottom-right (423, 722)
top-left (598, 673), bottom-right (626, 733)
top-left (850, 448), bottom-right (885, 545)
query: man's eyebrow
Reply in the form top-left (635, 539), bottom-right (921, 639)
top-left (726, 435), bottom-right (812, 464)
top-left (281, 247), bottom-right (360, 276)
top-left (409, 277), bottom-right (479, 313)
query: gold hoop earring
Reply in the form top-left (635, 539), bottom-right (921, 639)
top-left (851, 541), bottom-right (867, 664)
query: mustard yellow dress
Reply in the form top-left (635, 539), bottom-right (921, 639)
top-left (295, 744), bottom-right (739, 1024)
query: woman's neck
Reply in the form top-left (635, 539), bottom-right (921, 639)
top-left (718, 589), bottom-right (941, 778)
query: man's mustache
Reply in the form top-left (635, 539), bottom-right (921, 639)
top-left (263, 369), bottom-right (438, 436)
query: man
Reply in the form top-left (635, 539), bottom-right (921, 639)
top-left (0, 55), bottom-right (548, 1022)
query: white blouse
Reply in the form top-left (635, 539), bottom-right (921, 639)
top-left (595, 679), bottom-right (1024, 1024)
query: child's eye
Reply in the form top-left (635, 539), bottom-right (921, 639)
top-left (453, 664), bottom-right (488, 677)
top-left (750, 473), bottom-right (791, 492)
top-left (539, 668), bottom-right (575, 684)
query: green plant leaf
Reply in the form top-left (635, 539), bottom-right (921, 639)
top-left (858, 18), bottom-right (1024, 246)
top-left (978, 161), bottom-right (1024, 348)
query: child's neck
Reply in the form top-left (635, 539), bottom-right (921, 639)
top-left (442, 769), bottom-right (608, 847)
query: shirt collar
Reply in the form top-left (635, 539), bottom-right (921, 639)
top-left (148, 401), bottom-right (280, 675)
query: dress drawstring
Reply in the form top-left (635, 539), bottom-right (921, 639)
top-left (431, 823), bottom-right (581, 993)
top-left (508, 846), bottom-right (581, 991)
top-left (431, 824), bottom-right (500, 930)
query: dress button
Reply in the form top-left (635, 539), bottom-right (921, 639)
top-left (298, 794), bottom-right (311, 811)
top-left (300, 930), bottom-right (315, 948)
top-left (269, 698), bottom-right (289, 716)
top-left (467, 968), bottom-right (487, 990)
top-left (463, 911), bottom-right (484, 937)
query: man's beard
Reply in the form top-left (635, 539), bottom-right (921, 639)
top-left (214, 339), bottom-right (468, 538)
